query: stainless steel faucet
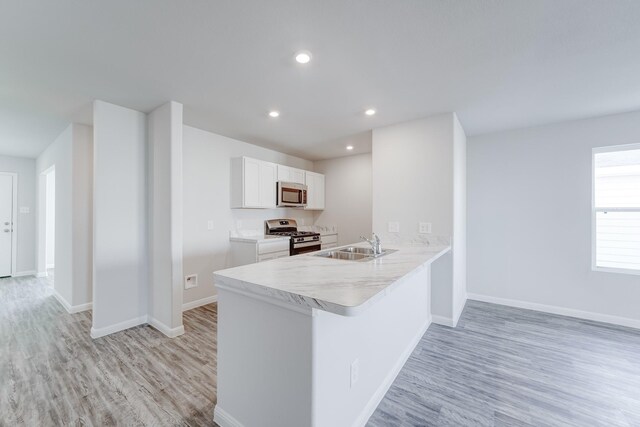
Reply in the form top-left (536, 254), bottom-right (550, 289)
top-left (361, 233), bottom-right (382, 255)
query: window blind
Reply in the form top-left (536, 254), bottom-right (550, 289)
top-left (594, 147), bottom-right (640, 272)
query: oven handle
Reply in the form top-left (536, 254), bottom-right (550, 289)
top-left (293, 240), bottom-right (323, 248)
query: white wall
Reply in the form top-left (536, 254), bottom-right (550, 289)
top-left (148, 101), bottom-right (184, 335)
top-left (45, 170), bottom-right (55, 268)
top-left (37, 126), bottom-right (73, 305)
top-left (468, 109), bottom-right (640, 327)
top-left (313, 153), bottom-right (372, 246)
top-left (182, 125), bottom-right (314, 304)
top-left (452, 115), bottom-right (467, 318)
top-left (372, 114), bottom-right (454, 239)
top-left (92, 101), bottom-right (148, 335)
top-left (0, 155), bottom-right (36, 274)
top-left (372, 113), bottom-right (465, 325)
top-left (71, 124), bottom-right (94, 306)
top-left (37, 124), bottom-right (93, 308)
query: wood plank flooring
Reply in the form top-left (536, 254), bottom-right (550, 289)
top-left (0, 275), bottom-right (218, 426)
top-left (367, 300), bottom-right (640, 427)
top-left (3, 276), bottom-right (640, 426)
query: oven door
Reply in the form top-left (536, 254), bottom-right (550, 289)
top-left (277, 182), bottom-right (308, 207)
top-left (291, 238), bottom-right (321, 256)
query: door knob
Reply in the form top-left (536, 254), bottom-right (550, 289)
top-left (3, 222), bottom-right (8, 226)
top-left (3, 229), bottom-right (9, 233)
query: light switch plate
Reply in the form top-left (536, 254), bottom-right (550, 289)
top-left (388, 221), bottom-right (400, 233)
top-left (419, 222), bottom-right (432, 234)
top-left (207, 220), bottom-right (214, 230)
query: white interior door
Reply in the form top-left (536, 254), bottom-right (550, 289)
top-left (0, 175), bottom-right (14, 277)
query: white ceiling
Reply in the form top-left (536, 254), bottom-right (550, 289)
top-left (1, 1), bottom-right (639, 159)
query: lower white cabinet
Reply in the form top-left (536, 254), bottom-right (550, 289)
top-left (320, 233), bottom-right (338, 250)
top-left (230, 238), bottom-right (290, 267)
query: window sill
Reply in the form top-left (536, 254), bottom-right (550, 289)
top-left (592, 266), bottom-right (640, 276)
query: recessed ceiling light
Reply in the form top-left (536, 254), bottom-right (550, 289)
top-left (268, 111), bottom-right (280, 118)
top-left (295, 51), bottom-right (312, 64)
top-left (346, 145), bottom-right (354, 150)
top-left (365, 109), bottom-right (376, 116)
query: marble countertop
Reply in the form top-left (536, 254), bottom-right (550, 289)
top-left (214, 241), bottom-right (451, 316)
top-left (229, 235), bottom-right (290, 243)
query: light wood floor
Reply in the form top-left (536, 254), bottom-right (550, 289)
top-left (4, 276), bottom-right (640, 426)
top-left (368, 300), bottom-right (640, 427)
top-left (0, 275), bottom-right (218, 426)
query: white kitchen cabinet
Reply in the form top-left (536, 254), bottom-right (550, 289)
top-left (277, 165), bottom-right (305, 184)
top-left (320, 233), bottom-right (338, 250)
top-left (230, 238), bottom-right (290, 266)
top-left (231, 157), bottom-right (277, 208)
top-left (305, 171), bottom-right (325, 210)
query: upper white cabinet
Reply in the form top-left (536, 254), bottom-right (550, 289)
top-left (232, 157), bottom-right (324, 210)
top-left (277, 165), bottom-right (305, 184)
top-left (305, 171), bottom-right (325, 210)
top-left (231, 157), bottom-right (277, 208)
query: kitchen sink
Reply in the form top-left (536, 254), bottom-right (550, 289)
top-left (315, 251), bottom-right (371, 261)
top-left (339, 246), bottom-right (375, 255)
top-left (314, 247), bottom-right (397, 262)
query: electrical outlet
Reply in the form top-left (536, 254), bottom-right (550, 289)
top-left (350, 358), bottom-right (360, 388)
top-left (184, 274), bottom-right (198, 289)
top-left (388, 221), bottom-right (400, 233)
top-left (419, 222), bottom-right (432, 234)
top-left (207, 220), bottom-right (214, 230)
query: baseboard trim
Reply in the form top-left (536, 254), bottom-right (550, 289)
top-left (53, 290), bottom-right (72, 313)
top-left (355, 317), bottom-right (432, 427)
top-left (214, 405), bottom-right (244, 427)
top-left (452, 294), bottom-right (468, 327)
top-left (13, 270), bottom-right (36, 277)
top-left (148, 316), bottom-right (185, 338)
top-left (467, 293), bottom-right (640, 330)
top-left (182, 295), bottom-right (218, 312)
top-left (70, 302), bottom-right (92, 314)
top-left (46, 264), bottom-right (55, 269)
top-left (90, 315), bottom-right (148, 339)
top-left (36, 271), bottom-right (48, 278)
top-left (52, 290), bottom-right (92, 314)
top-left (431, 315), bottom-right (455, 327)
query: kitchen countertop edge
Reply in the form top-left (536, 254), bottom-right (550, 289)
top-left (214, 244), bottom-right (451, 316)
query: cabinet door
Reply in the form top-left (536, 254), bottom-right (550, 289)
top-left (278, 165), bottom-right (305, 184)
top-left (277, 165), bottom-right (291, 182)
top-left (243, 157), bottom-right (261, 207)
top-left (315, 173), bottom-right (325, 209)
top-left (305, 171), bottom-right (325, 210)
top-left (291, 168), bottom-right (306, 184)
top-left (259, 161), bottom-right (277, 208)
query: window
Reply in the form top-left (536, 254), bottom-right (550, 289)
top-left (593, 144), bottom-right (640, 274)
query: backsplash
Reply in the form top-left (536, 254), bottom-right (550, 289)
top-left (231, 208), bottom-right (314, 236)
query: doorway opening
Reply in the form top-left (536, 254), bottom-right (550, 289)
top-left (45, 168), bottom-right (55, 285)
top-left (0, 172), bottom-right (17, 278)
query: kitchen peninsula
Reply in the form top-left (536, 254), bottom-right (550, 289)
top-left (213, 241), bottom-right (451, 427)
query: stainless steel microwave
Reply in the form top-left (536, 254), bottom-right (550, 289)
top-left (277, 181), bottom-right (307, 207)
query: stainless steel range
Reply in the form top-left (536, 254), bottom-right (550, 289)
top-left (265, 219), bottom-right (321, 256)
